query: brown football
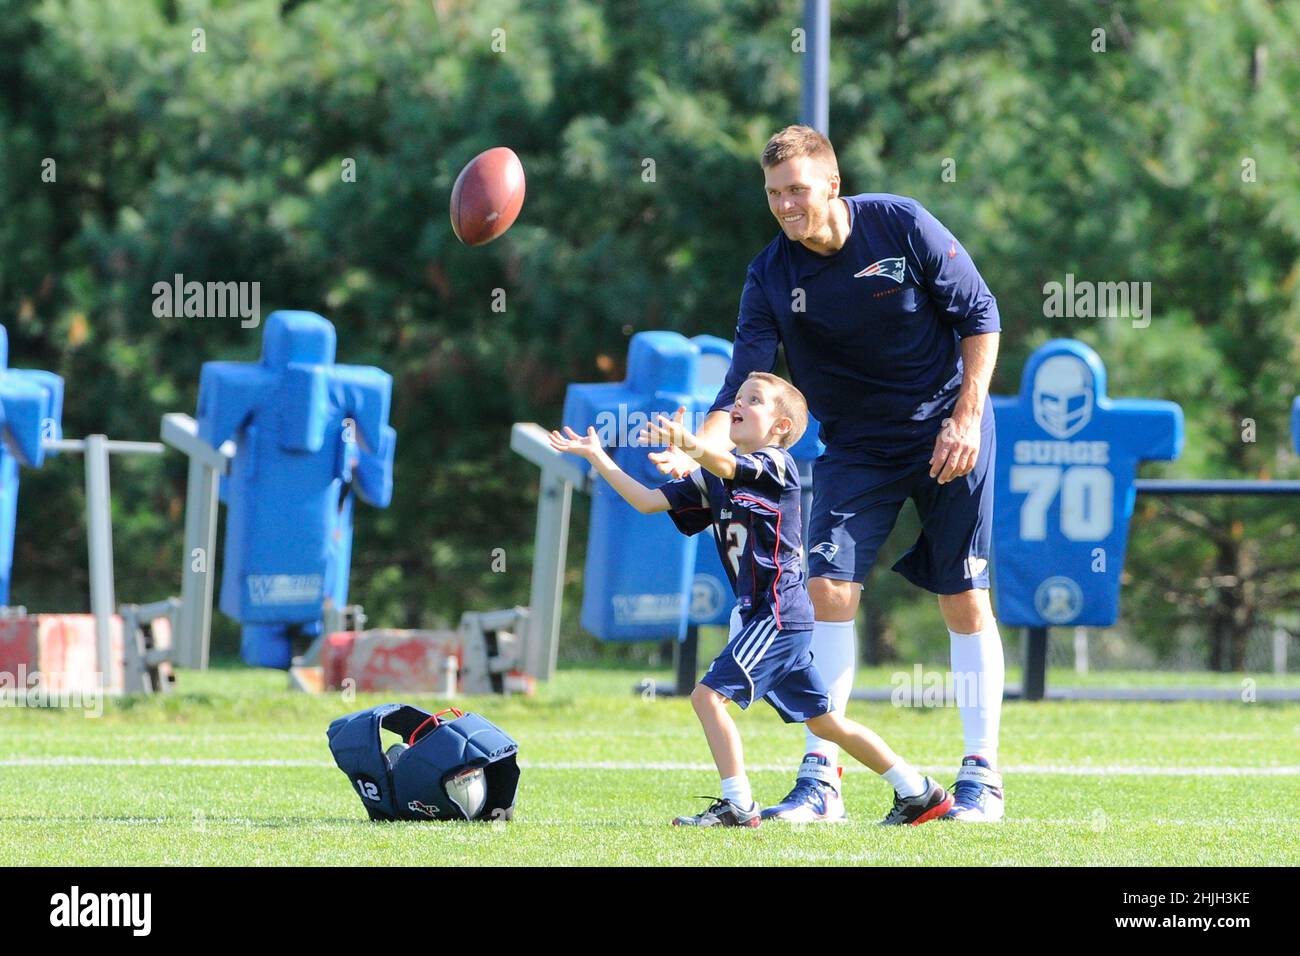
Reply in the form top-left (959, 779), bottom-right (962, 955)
top-left (449, 146), bottom-right (526, 246)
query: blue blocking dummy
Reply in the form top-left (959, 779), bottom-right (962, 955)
top-left (0, 324), bottom-right (63, 605)
top-left (197, 311), bottom-right (395, 667)
top-left (563, 331), bottom-right (822, 641)
top-left (1292, 397), bottom-right (1299, 455)
top-left (564, 332), bottom-right (697, 642)
top-left (991, 339), bottom-right (1182, 627)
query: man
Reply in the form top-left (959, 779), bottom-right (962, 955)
top-left (650, 126), bottom-right (1005, 822)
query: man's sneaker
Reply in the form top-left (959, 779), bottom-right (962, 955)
top-left (672, 797), bottom-right (761, 828)
top-left (760, 753), bottom-right (847, 823)
top-left (880, 777), bottom-right (954, 826)
top-left (944, 755), bottom-right (1005, 822)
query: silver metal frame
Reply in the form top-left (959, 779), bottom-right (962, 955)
top-left (119, 598), bottom-right (181, 693)
top-left (44, 435), bottom-right (166, 692)
top-left (510, 423), bottom-right (588, 681)
top-left (159, 413), bottom-right (235, 671)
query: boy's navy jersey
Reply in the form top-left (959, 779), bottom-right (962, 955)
top-left (659, 446), bottom-right (814, 631)
top-left (709, 193), bottom-right (1000, 461)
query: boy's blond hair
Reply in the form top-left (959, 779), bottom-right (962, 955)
top-left (760, 125), bottom-right (839, 177)
top-left (745, 372), bottom-right (809, 449)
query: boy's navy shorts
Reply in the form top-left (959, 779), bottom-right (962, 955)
top-left (700, 606), bottom-right (830, 724)
top-left (805, 410), bottom-right (995, 594)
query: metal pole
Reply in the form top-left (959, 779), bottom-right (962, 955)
top-left (161, 413), bottom-right (234, 671)
top-left (510, 424), bottom-right (590, 683)
top-left (1024, 626), bottom-right (1048, 701)
top-left (526, 471), bottom-right (572, 681)
top-left (1134, 479), bottom-right (1300, 495)
top-left (84, 435), bottom-right (117, 691)
top-left (177, 455), bottom-right (221, 669)
top-left (47, 438), bottom-right (165, 456)
top-left (800, 0), bottom-right (830, 134)
top-left (675, 624), bottom-right (700, 695)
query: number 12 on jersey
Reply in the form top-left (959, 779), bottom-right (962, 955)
top-left (723, 522), bottom-right (747, 577)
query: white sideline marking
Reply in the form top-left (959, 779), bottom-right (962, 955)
top-left (525, 761), bottom-right (1300, 776)
top-left (0, 757), bottom-right (331, 767)
top-left (0, 756), bottom-right (1298, 776)
top-left (7, 729), bottom-right (1285, 742)
top-left (485, 817), bottom-right (1298, 829)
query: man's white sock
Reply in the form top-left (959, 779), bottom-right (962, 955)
top-left (721, 774), bottom-right (753, 810)
top-left (949, 620), bottom-right (1005, 768)
top-left (881, 759), bottom-right (927, 799)
top-left (803, 618), bottom-right (858, 767)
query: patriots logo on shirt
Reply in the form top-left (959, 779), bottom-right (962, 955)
top-left (853, 256), bottom-right (906, 283)
top-left (809, 542), bottom-right (840, 560)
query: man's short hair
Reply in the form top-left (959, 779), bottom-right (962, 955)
top-left (745, 372), bottom-right (809, 449)
top-left (760, 125), bottom-right (839, 177)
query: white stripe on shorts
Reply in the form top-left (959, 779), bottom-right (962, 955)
top-left (732, 616), bottom-right (775, 670)
top-left (730, 616), bottom-right (775, 704)
top-left (739, 624), bottom-right (779, 671)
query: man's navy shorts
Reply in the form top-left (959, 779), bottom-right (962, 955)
top-left (805, 410), bottom-right (995, 594)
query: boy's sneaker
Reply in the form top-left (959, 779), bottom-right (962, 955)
top-left (944, 755), bottom-right (1005, 823)
top-left (880, 777), bottom-right (954, 826)
top-left (672, 797), bottom-right (761, 828)
top-left (760, 753), bottom-right (847, 823)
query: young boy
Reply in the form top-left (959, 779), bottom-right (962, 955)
top-left (549, 371), bottom-right (952, 827)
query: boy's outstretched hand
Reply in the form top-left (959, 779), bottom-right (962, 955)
top-left (637, 406), bottom-right (696, 455)
top-left (648, 443), bottom-right (697, 478)
top-left (640, 405), bottom-right (737, 480)
top-left (548, 425), bottom-right (607, 463)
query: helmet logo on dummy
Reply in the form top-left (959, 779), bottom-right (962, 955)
top-left (1032, 354), bottom-right (1095, 439)
top-left (1035, 575), bottom-right (1083, 624)
top-left (690, 574), bottom-right (726, 621)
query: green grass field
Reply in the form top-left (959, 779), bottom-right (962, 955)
top-left (2, 666), bottom-right (1297, 866)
